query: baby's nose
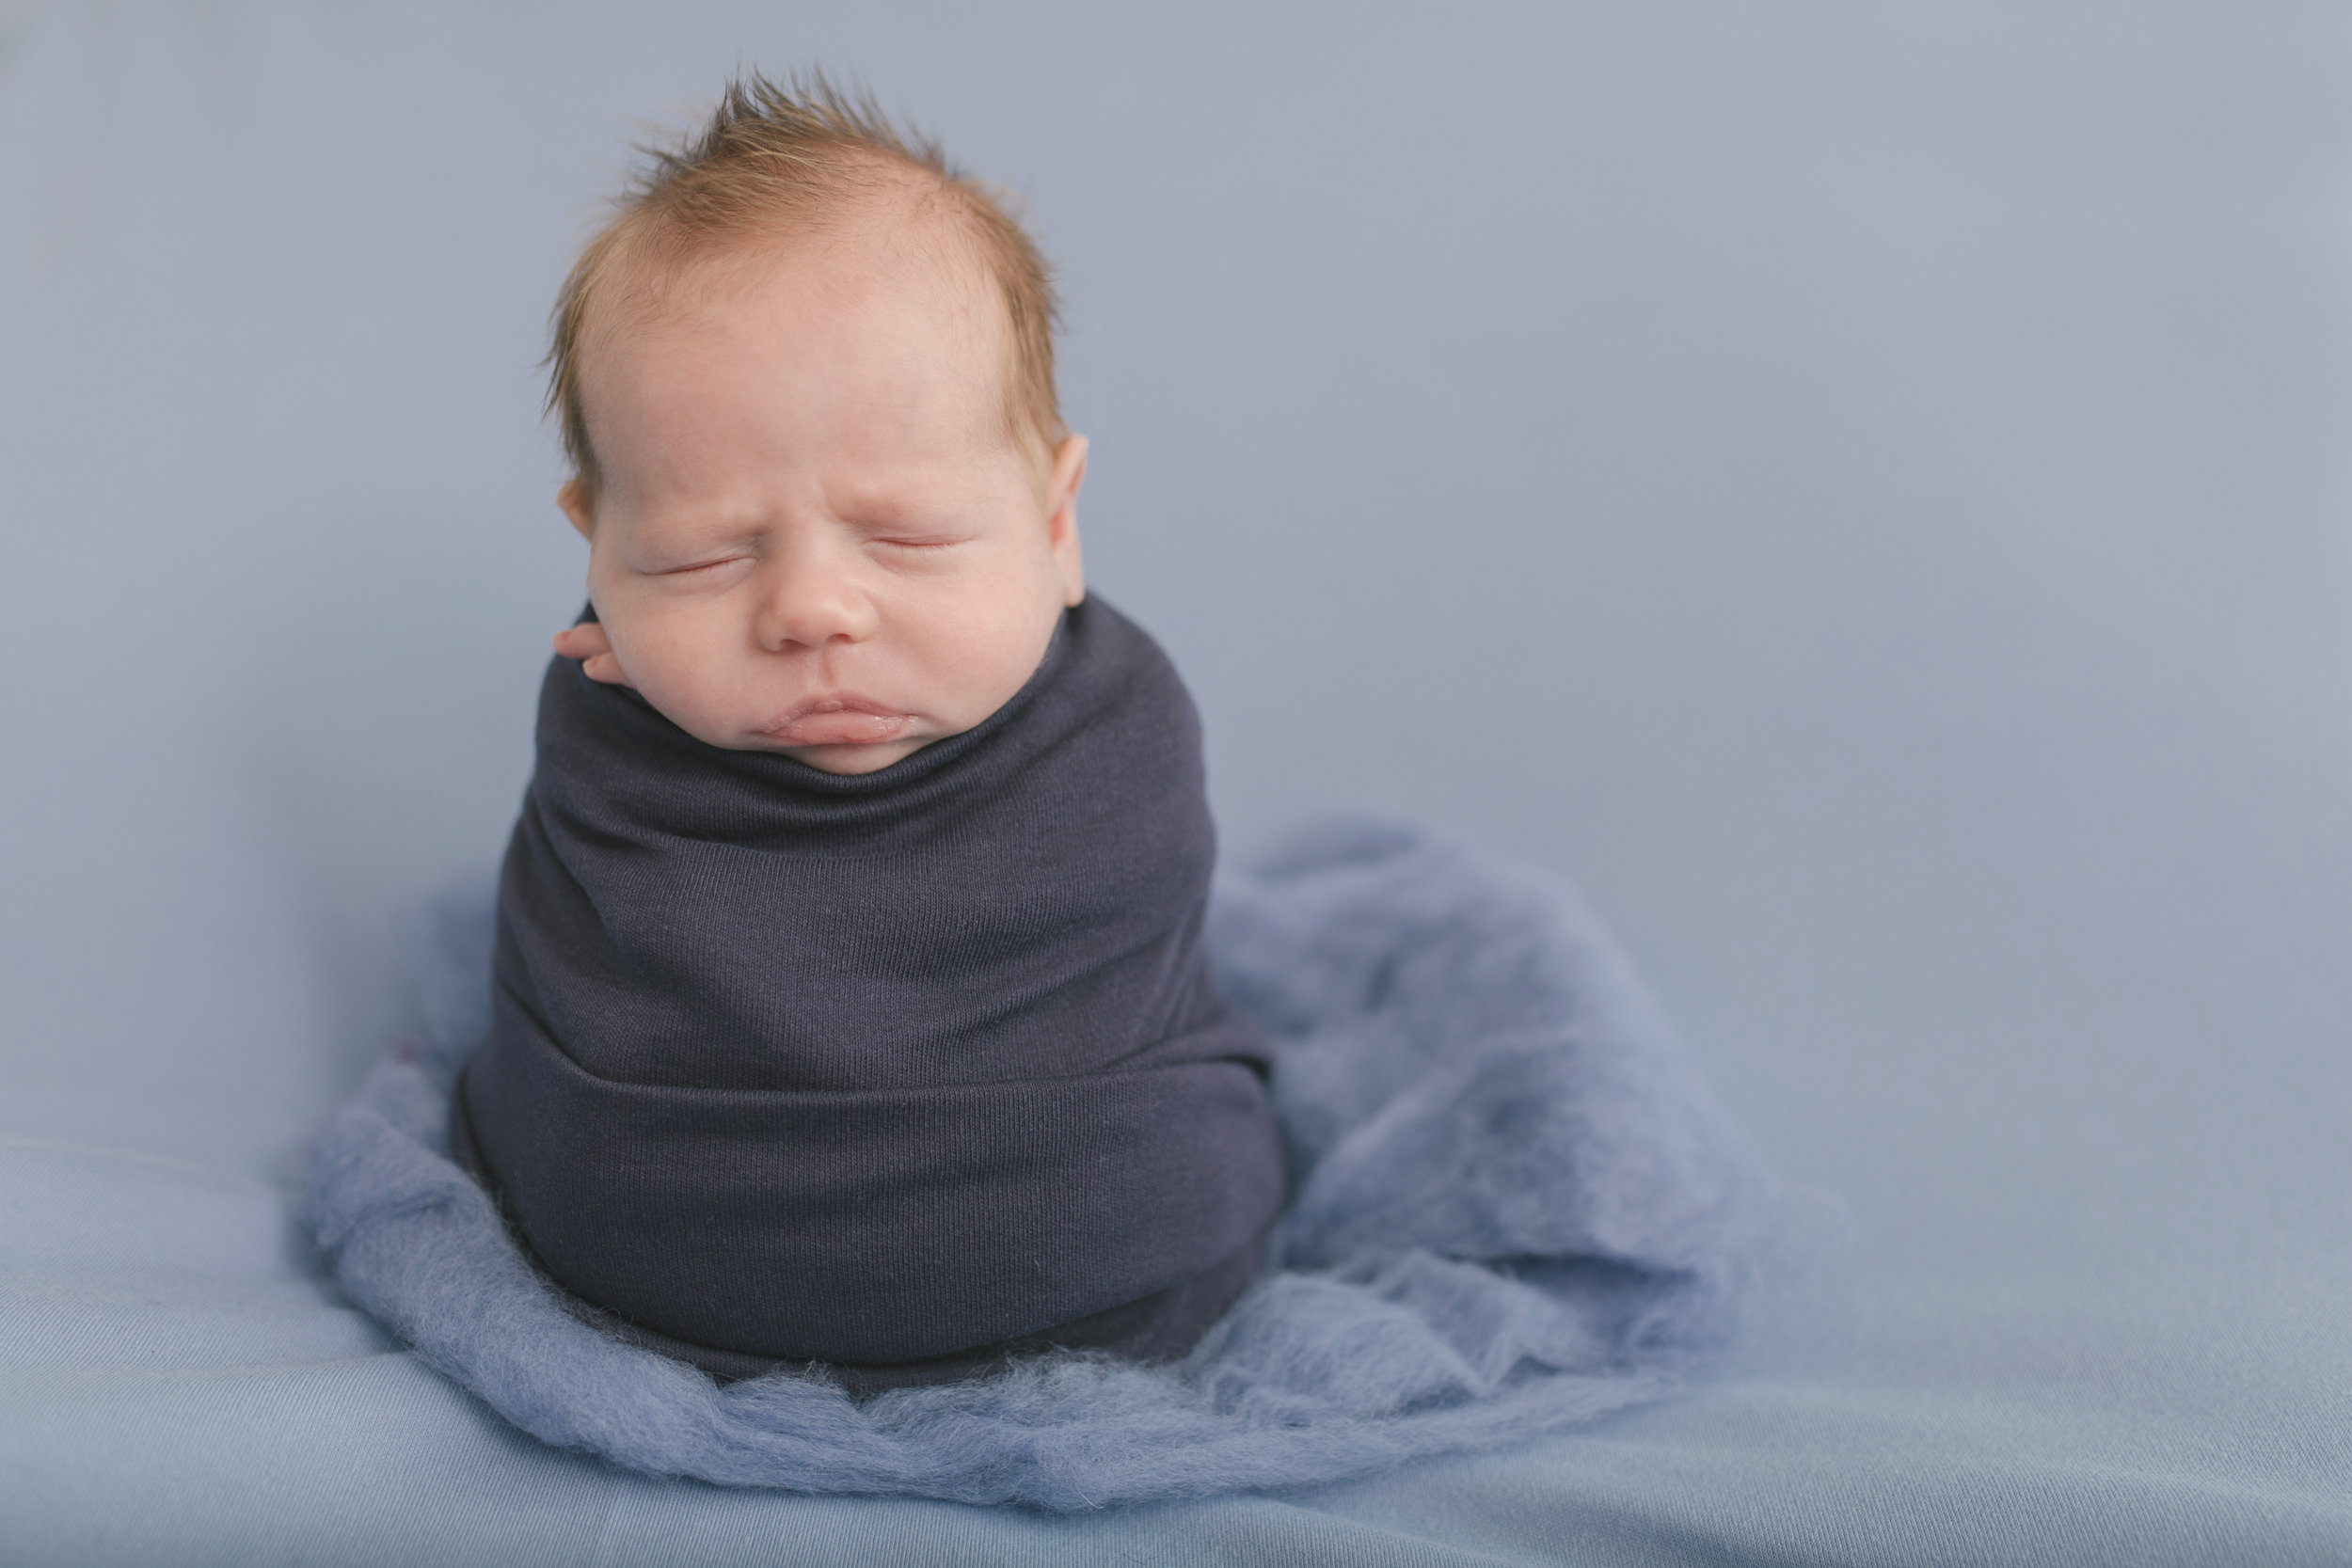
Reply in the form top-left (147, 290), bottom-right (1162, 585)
top-left (754, 561), bottom-right (880, 650)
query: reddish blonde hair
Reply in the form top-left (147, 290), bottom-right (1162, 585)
top-left (547, 70), bottom-right (1065, 493)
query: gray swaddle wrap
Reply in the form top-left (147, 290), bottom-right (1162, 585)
top-left (455, 596), bottom-right (1286, 1388)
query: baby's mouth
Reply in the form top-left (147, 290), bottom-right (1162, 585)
top-left (763, 696), bottom-right (912, 747)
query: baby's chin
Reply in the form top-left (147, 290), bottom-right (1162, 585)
top-left (699, 713), bottom-right (950, 774)
top-left (745, 702), bottom-right (945, 773)
top-left (761, 734), bottom-right (940, 774)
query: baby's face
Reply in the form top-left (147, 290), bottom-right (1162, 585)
top-left (560, 234), bottom-right (1085, 774)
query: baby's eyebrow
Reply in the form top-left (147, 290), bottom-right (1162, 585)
top-left (841, 509), bottom-right (964, 536)
top-left (636, 508), bottom-right (769, 542)
top-left (624, 518), bottom-right (766, 562)
top-left (830, 492), bottom-right (966, 531)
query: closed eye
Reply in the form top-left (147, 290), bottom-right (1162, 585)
top-left (657, 555), bottom-right (751, 575)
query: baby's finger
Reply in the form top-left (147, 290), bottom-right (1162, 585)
top-left (580, 651), bottom-right (629, 686)
top-left (552, 622), bottom-right (612, 661)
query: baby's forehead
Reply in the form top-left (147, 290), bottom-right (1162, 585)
top-left (597, 211), bottom-right (1006, 367)
top-left (575, 217), bottom-right (1037, 475)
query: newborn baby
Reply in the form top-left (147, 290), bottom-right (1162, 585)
top-left (453, 76), bottom-right (1287, 1391)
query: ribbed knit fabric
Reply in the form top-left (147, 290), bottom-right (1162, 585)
top-left (455, 598), bottom-right (1286, 1386)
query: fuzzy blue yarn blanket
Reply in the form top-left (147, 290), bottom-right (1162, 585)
top-left (304, 818), bottom-right (1784, 1509)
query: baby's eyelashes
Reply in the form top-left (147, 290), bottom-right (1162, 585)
top-left (655, 555), bottom-right (755, 576)
top-left (866, 534), bottom-right (972, 565)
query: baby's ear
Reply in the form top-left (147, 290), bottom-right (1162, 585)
top-left (557, 480), bottom-right (596, 541)
top-left (1046, 434), bottom-right (1088, 606)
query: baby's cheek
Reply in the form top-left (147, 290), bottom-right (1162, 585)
top-left (936, 594), bottom-right (1059, 727)
top-left (606, 611), bottom-right (720, 721)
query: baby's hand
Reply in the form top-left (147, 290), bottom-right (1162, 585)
top-left (552, 622), bottom-right (629, 686)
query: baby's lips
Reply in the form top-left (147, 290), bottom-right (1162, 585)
top-left (764, 696), bottom-right (911, 747)
top-left (773, 711), bottom-right (908, 745)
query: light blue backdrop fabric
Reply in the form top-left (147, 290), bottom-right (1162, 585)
top-left (3, 2), bottom-right (2349, 1562)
